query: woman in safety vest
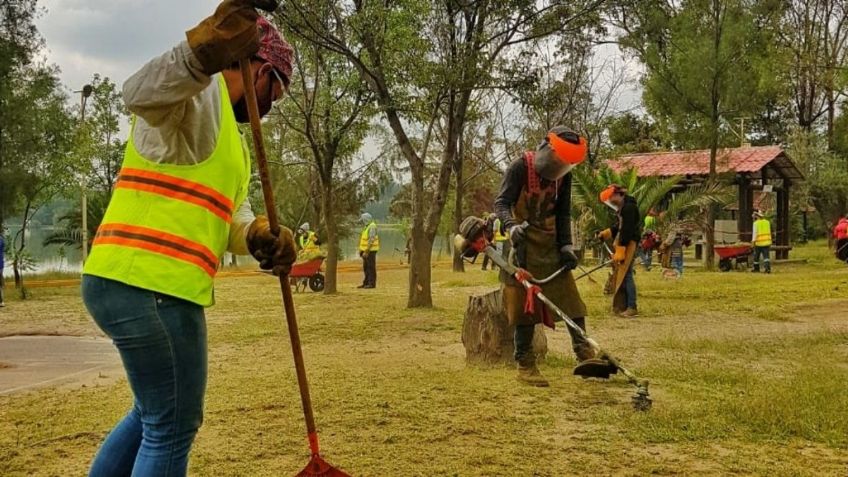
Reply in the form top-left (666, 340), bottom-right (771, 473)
top-left (81, 6), bottom-right (297, 476)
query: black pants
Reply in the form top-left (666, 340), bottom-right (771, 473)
top-left (514, 318), bottom-right (586, 364)
top-left (837, 239), bottom-right (848, 262)
top-left (362, 251), bottom-right (377, 287)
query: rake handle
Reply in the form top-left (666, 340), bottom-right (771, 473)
top-left (239, 59), bottom-right (320, 451)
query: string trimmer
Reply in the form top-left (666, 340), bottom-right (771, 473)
top-left (239, 3), bottom-right (350, 475)
top-left (454, 216), bottom-right (652, 411)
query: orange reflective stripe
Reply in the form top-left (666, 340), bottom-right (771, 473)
top-left (116, 168), bottom-right (234, 222)
top-left (94, 224), bottom-right (219, 276)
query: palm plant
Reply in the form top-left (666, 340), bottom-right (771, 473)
top-left (42, 192), bottom-right (109, 251)
top-left (571, 165), bottom-right (730, 244)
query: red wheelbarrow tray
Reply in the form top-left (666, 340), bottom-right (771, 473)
top-left (289, 257), bottom-right (325, 278)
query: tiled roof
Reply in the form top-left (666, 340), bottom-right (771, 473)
top-left (608, 146), bottom-right (804, 180)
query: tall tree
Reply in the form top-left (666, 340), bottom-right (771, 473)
top-left (80, 74), bottom-right (128, 193)
top-left (0, 0), bottom-right (43, 232)
top-left (272, 12), bottom-right (376, 294)
top-left (284, 0), bottom-right (605, 306)
top-left (612, 0), bottom-right (769, 269)
top-left (0, 0), bottom-right (74, 292)
top-left (770, 0), bottom-right (848, 148)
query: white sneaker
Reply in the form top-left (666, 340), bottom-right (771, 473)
top-left (0, 302), bottom-right (5, 307)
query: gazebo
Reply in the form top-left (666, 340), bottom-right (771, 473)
top-left (608, 146), bottom-right (804, 259)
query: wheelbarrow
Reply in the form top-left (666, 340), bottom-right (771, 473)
top-left (715, 244), bottom-right (752, 272)
top-left (289, 257), bottom-right (326, 292)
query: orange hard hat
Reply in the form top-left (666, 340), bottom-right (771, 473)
top-left (547, 131), bottom-right (588, 166)
top-left (599, 184), bottom-right (625, 202)
top-left (534, 126), bottom-right (588, 181)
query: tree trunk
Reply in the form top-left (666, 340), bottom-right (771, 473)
top-left (452, 130), bottom-right (465, 272)
top-left (321, 182), bottom-right (338, 294)
top-left (407, 229), bottom-right (433, 308)
top-left (13, 199), bottom-right (31, 296)
top-left (408, 167), bottom-right (433, 308)
top-left (462, 288), bottom-right (547, 364)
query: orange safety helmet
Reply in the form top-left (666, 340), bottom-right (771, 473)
top-left (599, 184), bottom-right (626, 210)
top-left (534, 126), bottom-right (588, 181)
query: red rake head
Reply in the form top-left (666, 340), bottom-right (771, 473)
top-left (296, 454), bottom-right (350, 477)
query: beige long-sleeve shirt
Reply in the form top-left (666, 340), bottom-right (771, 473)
top-left (122, 41), bottom-right (254, 256)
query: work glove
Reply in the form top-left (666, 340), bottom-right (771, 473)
top-left (186, 0), bottom-right (264, 76)
top-left (559, 245), bottom-right (579, 271)
top-left (595, 228), bottom-right (612, 241)
top-left (247, 215), bottom-right (297, 276)
top-left (509, 223), bottom-right (528, 248)
top-left (613, 245), bottom-right (627, 264)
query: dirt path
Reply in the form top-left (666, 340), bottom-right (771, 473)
top-left (0, 335), bottom-right (121, 395)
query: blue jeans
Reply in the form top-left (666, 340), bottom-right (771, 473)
top-left (623, 263), bottom-right (637, 309)
top-left (753, 246), bottom-right (771, 272)
top-left (671, 255), bottom-right (683, 275)
top-left (82, 275), bottom-right (207, 477)
top-left (641, 249), bottom-right (652, 269)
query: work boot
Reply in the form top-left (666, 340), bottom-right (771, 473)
top-left (620, 307), bottom-right (639, 318)
top-left (516, 362), bottom-right (550, 387)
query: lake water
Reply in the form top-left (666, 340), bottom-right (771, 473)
top-left (2, 225), bottom-right (450, 278)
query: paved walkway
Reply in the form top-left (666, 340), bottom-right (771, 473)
top-left (0, 335), bottom-right (122, 395)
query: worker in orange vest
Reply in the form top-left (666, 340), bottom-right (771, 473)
top-left (834, 214), bottom-right (848, 263)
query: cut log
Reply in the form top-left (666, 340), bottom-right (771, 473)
top-left (462, 288), bottom-right (547, 364)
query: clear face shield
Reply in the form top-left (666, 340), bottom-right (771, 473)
top-left (534, 131), bottom-right (588, 181)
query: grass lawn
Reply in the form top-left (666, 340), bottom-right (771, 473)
top-left (1, 242), bottom-right (847, 476)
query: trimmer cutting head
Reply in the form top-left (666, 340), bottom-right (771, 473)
top-left (573, 358), bottom-right (619, 380)
top-left (631, 382), bottom-right (652, 412)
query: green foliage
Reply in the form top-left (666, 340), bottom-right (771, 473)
top-left (787, 129), bottom-right (848, 231)
top-left (604, 112), bottom-right (663, 155)
top-left (571, 164), bottom-right (730, 241)
top-left (615, 0), bottom-right (768, 152)
top-left (75, 74), bottom-right (128, 193)
top-left (42, 191), bottom-right (110, 250)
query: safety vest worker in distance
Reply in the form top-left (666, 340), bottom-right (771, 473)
top-left (299, 231), bottom-right (320, 254)
top-left (359, 222), bottom-right (380, 252)
top-left (753, 218), bottom-right (773, 247)
top-left (493, 218), bottom-right (508, 242)
top-left (84, 75), bottom-right (249, 307)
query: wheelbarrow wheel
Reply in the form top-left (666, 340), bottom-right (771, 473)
top-left (309, 273), bottom-right (325, 292)
top-left (719, 259), bottom-right (732, 272)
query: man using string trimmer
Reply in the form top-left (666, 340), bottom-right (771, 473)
top-left (492, 126), bottom-right (599, 387)
top-left (455, 216), bottom-right (652, 411)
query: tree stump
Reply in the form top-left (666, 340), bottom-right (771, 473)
top-left (462, 288), bottom-right (547, 364)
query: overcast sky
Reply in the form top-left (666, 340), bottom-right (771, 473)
top-left (37, 0), bottom-right (214, 93)
top-left (36, 0), bottom-right (642, 145)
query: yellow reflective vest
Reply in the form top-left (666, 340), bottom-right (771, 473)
top-left (84, 76), bottom-right (250, 306)
top-left (359, 221), bottom-right (380, 252)
top-left (299, 231), bottom-right (320, 254)
top-left (493, 218), bottom-right (507, 242)
top-left (753, 218), bottom-right (772, 247)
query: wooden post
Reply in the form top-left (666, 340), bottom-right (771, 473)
top-left (777, 180), bottom-right (791, 259)
top-left (462, 289), bottom-right (547, 364)
top-left (737, 175), bottom-right (753, 243)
